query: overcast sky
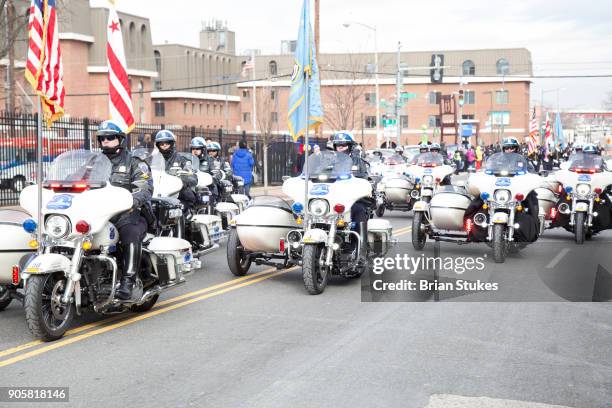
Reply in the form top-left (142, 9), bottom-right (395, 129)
top-left (92, 0), bottom-right (612, 110)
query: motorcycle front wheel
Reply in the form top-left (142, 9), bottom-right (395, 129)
top-left (574, 212), bottom-right (586, 245)
top-left (412, 212), bottom-right (427, 250)
top-left (227, 229), bottom-right (252, 276)
top-left (24, 274), bottom-right (75, 341)
top-left (302, 244), bottom-right (328, 295)
top-left (492, 224), bottom-right (507, 263)
top-left (376, 205), bottom-right (385, 218)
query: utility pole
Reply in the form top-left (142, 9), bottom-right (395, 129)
top-left (314, 0), bottom-right (323, 138)
top-left (395, 42), bottom-right (402, 147)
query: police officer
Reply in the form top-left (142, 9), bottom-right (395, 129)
top-left (332, 131), bottom-right (371, 261)
top-left (190, 136), bottom-right (207, 164)
top-left (97, 120), bottom-right (153, 300)
top-left (154, 130), bottom-right (198, 214)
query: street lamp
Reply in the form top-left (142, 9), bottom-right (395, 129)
top-left (343, 21), bottom-right (380, 145)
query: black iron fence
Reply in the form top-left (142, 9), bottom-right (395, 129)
top-left (0, 112), bottom-right (327, 205)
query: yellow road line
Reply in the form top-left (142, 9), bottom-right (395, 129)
top-left (0, 267), bottom-right (279, 360)
top-left (0, 268), bottom-right (296, 368)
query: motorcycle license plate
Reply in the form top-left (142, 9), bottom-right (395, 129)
top-left (575, 202), bottom-right (588, 212)
top-left (492, 213), bottom-right (509, 224)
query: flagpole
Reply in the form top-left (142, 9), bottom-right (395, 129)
top-left (304, 69), bottom-right (311, 227)
top-left (251, 51), bottom-right (257, 137)
top-left (36, 98), bottom-right (43, 253)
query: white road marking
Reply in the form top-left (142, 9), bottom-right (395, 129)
top-left (425, 394), bottom-right (573, 408)
top-left (546, 247), bottom-right (571, 269)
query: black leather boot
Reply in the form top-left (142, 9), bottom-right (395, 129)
top-left (116, 242), bottom-right (142, 300)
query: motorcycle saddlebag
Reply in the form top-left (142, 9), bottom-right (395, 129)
top-left (235, 196), bottom-right (298, 253)
top-left (430, 186), bottom-right (472, 231)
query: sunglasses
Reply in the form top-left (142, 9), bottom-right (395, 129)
top-left (98, 135), bottom-right (118, 142)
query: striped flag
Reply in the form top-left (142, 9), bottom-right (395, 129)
top-left (106, 0), bottom-right (134, 133)
top-left (241, 55), bottom-right (255, 78)
top-left (544, 111), bottom-right (552, 155)
top-left (528, 106), bottom-right (538, 154)
top-left (24, 0), bottom-right (65, 126)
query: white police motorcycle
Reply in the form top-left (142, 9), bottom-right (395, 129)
top-left (466, 153), bottom-right (544, 263)
top-left (284, 151), bottom-right (393, 294)
top-left (552, 154), bottom-right (612, 244)
top-left (19, 150), bottom-right (198, 340)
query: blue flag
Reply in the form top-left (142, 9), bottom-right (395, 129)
top-left (288, 0), bottom-right (323, 142)
top-left (554, 112), bottom-right (565, 149)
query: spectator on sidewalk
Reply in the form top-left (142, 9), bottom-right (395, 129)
top-left (231, 140), bottom-right (255, 197)
top-left (475, 145), bottom-right (484, 170)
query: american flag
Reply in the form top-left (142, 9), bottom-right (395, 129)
top-left (241, 56), bottom-right (255, 78)
top-left (528, 106), bottom-right (538, 154)
top-left (24, 0), bottom-right (65, 126)
top-left (106, 0), bottom-right (135, 132)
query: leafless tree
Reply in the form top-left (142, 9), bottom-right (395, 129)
top-left (255, 82), bottom-right (279, 194)
top-left (321, 56), bottom-right (369, 133)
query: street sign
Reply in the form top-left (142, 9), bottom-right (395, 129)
top-left (401, 92), bottom-right (417, 100)
top-left (462, 124), bottom-right (473, 137)
top-left (383, 119), bottom-right (397, 127)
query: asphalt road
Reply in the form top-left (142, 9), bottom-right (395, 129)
top-left (0, 211), bottom-right (611, 408)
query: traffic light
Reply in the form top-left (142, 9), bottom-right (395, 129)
top-left (457, 90), bottom-right (465, 107)
top-left (430, 54), bottom-right (444, 83)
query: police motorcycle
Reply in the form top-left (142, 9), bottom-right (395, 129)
top-left (550, 150), bottom-right (612, 244)
top-left (18, 150), bottom-right (197, 340)
top-left (464, 150), bottom-right (544, 263)
top-left (202, 142), bottom-right (250, 229)
top-left (373, 148), bottom-right (416, 217)
top-left (284, 150), bottom-right (394, 295)
top-left (136, 148), bottom-right (224, 257)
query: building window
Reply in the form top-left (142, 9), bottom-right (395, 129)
top-left (428, 91), bottom-right (441, 105)
top-left (462, 114), bottom-right (475, 120)
top-left (462, 60), bottom-right (475, 76)
top-left (154, 102), bottom-right (165, 117)
top-left (365, 92), bottom-right (376, 107)
top-left (129, 22), bottom-right (136, 53)
top-left (464, 90), bottom-right (475, 104)
top-left (199, 103), bottom-right (203, 115)
top-left (183, 102), bottom-right (188, 115)
top-left (270, 90), bottom-right (277, 100)
top-left (242, 89), bottom-right (249, 98)
top-left (243, 112), bottom-right (250, 123)
top-left (495, 90), bottom-right (509, 104)
top-left (400, 115), bottom-right (409, 129)
top-left (269, 60), bottom-right (278, 76)
top-left (496, 58), bottom-right (510, 75)
top-left (140, 25), bottom-right (147, 55)
top-left (428, 115), bottom-right (441, 128)
top-left (365, 63), bottom-right (375, 77)
top-left (192, 103), bottom-right (195, 115)
top-left (207, 104), bottom-right (210, 114)
top-left (365, 115), bottom-right (377, 129)
top-left (271, 112), bottom-right (278, 123)
top-left (489, 111), bottom-right (510, 126)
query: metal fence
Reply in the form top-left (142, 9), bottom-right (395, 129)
top-left (0, 112), bottom-right (327, 205)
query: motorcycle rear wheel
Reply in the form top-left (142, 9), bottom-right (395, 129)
top-left (412, 212), bottom-right (426, 250)
top-left (130, 295), bottom-right (159, 313)
top-left (0, 286), bottom-right (12, 311)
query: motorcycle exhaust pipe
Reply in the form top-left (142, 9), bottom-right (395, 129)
top-left (558, 202), bottom-right (570, 215)
top-left (473, 213), bottom-right (488, 227)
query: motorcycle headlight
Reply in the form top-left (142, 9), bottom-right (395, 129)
top-left (494, 189), bottom-right (511, 204)
top-left (45, 215), bottom-right (71, 239)
top-left (308, 199), bottom-right (329, 217)
top-left (422, 175), bottom-right (434, 185)
top-left (576, 184), bottom-right (591, 196)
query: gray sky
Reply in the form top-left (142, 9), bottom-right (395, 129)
top-left (93, 0), bottom-right (612, 110)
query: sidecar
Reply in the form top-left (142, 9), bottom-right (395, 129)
top-left (377, 175), bottom-right (419, 216)
top-left (535, 186), bottom-right (559, 234)
top-left (226, 196), bottom-right (301, 276)
top-left (0, 208), bottom-right (37, 310)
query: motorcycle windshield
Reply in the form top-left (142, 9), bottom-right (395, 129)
top-left (303, 151), bottom-right (352, 180)
top-left (44, 149), bottom-right (111, 186)
top-left (385, 154), bottom-right (406, 165)
top-left (179, 153), bottom-right (200, 172)
top-left (484, 152), bottom-right (529, 175)
top-left (568, 154), bottom-right (604, 172)
top-left (412, 152), bottom-right (444, 166)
